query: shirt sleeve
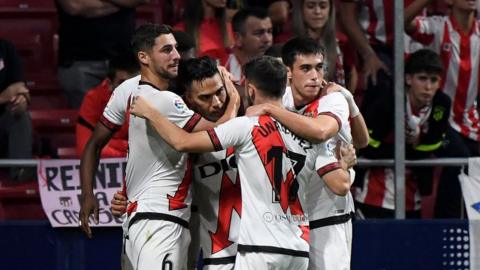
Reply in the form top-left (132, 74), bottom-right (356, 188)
top-left (408, 16), bottom-right (445, 47)
top-left (207, 116), bottom-right (252, 151)
top-left (102, 86), bottom-right (131, 130)
top-left (150, 91), bottom-right (202, 132)
top-left (317, 92), bottom-right (349, 129)
top-left (315, 139), bottom-right (341, 177)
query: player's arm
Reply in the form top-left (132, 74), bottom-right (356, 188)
top-left (317, 142), bottom-right (356, 196)
top-left (79, 122), bottom-right (116, 238)
top-left (338, 0), bottom-right (388, 85)
top-left (247, 103), bottom-right (339, 143)
top-left (131, 96), bottom-right (216, 153)
top-left (405, 0), bottom-right (432, 33)
top-left (56, 0), bottom-right (120, 17)
top-left (334, 86), bottom-right (369, 148)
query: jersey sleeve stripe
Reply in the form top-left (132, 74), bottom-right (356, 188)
top-left (317, 162), bottom-right (342, 177)
top-left (77, 116), bottom-right (95, 131)
top-left (183, 113), bottom-right (202, 132)
top-left (99, 115), bottom-right (121, 131)
top-left (207, 129), bottom-right (223, 151)
top-left (318, 112), bottom-right (342, 131)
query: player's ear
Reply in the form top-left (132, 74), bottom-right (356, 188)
top-left (405, 74), bottom-right (413, 87)
top-left (138, 51), bottom-right (149, 65)
top-left (286, 66), bottom-right (292, 81)
top-left (246, 81), bottom-right (256, 102)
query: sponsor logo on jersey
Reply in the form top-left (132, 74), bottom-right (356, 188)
top-left (174, 98), bottom-right (187, 111)
top-left (472, 202), bottom-right (480, 214)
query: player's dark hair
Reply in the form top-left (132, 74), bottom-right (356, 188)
top-left (232, 7), bottom-right (270, 34)
top-left (282, 37), bottom-right (325, 68)
top-left (173, 31), bottom-right (195, 53)
top-left (405, 49), bottom-right (444, 75)
top-left (244, 56), bottom-right (287, 99)
top-left (176, 56), bottom-right (219, 94)
top-left (107, 51), bottom-right (139, 81)
top-left (131, 23), bottom-right (173, 53)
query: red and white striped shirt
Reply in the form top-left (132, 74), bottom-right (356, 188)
top-left (342, 0), bottom-right (415, 48)
top-left (409, 15), bottom-right (480, 141)
top-left (354, 168), bottom-right (421, 211)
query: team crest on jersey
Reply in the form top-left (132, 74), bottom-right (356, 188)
top-left (442, 43), bottom-right (451, 52)
top-left (433, 106), bottom-right (445, 121)
top-left (174, 98), bottom-right (187, 111)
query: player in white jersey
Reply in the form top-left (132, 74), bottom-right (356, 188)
top-left (178, 58), bottom-right (242, 270)
top-left (109, 56), bottom-right (243, 270)
top-left (245, 37), bottom-right (368, 270)
top-left (129, 56), bottom-right (354, 270)
top-left (81, 24), bottom-right (240, 270)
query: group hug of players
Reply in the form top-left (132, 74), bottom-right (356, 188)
top-left (79, 23), bottom-right (368, 270)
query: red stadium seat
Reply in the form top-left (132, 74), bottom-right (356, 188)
top-left (0, 8), bottom-right (58, 86)
top-left (0, 179), bottom-right (46, 220)
top-left (30, 109), bottom-right (78, 132)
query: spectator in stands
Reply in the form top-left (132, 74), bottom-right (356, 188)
top-left (225, 8), bottom-right (273, 82)
top-left (0, 39), bottom-right (33, 181)
top-left (291, 0), bottom-right (358, 90)
top-left (406, 0), bottom-right (480, 219)
top-left (55, 0), bottom-right (148, 108)
top-left (175, 0), bottom-right (233, 63)
top-left (76, 53), bottom-right (139, 158)
top-left (354, 49), bottom-right (451, 219)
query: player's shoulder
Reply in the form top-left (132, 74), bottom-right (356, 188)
top-left (319, 91), bottom-right (348, 106)
top-left (114, 75), bottom-right (141, 94)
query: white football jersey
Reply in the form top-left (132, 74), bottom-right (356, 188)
top-left (283, 88), bottom-right (355, 221)
top-left (125, 81), bottom-right (202, 222)
top-left (208, 115), bottom-right (319, 257)
top-left (192, 147), bottom-right (241, 264)
top-left (101, 75), bottom-right (141, 129)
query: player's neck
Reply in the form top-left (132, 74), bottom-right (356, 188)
top-left (254, 96), bottom-right (283, 108)
top-left (141, 68), bottom-right (169, 90)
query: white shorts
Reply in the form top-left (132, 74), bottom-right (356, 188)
top-left (203, 262), bottom-right (235, 270)
top-left (234, 252), bottom-right (308, 270)
top-left (126, 218), bottom-right (191, 270)
top-left (308, 220), bottom-right (352, 270)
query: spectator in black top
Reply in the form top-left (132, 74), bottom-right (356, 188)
top-left (353, 49), bottom-right (451, 218)
top-left (55, 0), bottom-right (148, 108)
top-left (0, 39), bottom-right (33, 181)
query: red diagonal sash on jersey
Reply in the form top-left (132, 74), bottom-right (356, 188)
top-left (209, 172), bottom-right (242, 254)
top-left (251, 116), bottom-right (304, 213)
top-left (168, 156), bottom-right (193, 210)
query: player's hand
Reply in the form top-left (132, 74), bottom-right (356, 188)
top-left (336, 142), bottom-right (357, 169)
top-left (217, 65), bottom-right (236, 83)
top-left (79, 193), bottom-right (99, 238)
top-left (245, 103), bottom-right (271, 117)
top-left (111, 191), bottom-right (128, 217)
top-left (362, 52), bottom-right (389, 86)
top-left (321, 81), bottom-right (344, 96)
top-left (130, 95), bottom-right (154, 119)
top-left (220, 67), bottom-right (241, 113)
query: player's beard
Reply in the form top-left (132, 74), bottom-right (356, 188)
top-left (157, 68), bottom-right (177, 80)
